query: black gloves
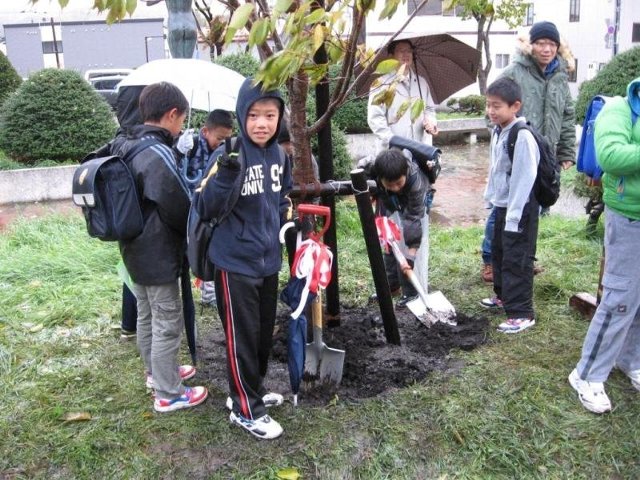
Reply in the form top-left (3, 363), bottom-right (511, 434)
top-left (217, 151), bottom-right (240, 172)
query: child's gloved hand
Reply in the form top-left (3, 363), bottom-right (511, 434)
top-left (176, 128), bottom-right (195, 154)
top-left (217, 151), bottom-right (240, 172)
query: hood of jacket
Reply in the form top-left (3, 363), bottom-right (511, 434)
top-left (627, 78), bottom-right (640, 118)
top-left (236, 78), bottom-right (285, 149)
top-left (512, 34), bottom-right (575, 74)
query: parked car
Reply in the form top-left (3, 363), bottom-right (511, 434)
top-left (84, 68), bottom-right (133, 82)
top-left (89, 75), bottom-right (128, 110)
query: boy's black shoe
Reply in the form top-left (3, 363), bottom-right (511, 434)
top-left (396, 295), bottom-right (418, 309)
top-left (120, 328), bottom-right (137, 340)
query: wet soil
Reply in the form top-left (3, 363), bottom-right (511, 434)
top-left (197, 305), bottom-right (490, 406)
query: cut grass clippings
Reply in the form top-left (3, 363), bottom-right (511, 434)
top-left (1, 205), bottom-right (638, 479)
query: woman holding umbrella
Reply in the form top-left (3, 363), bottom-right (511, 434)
top-left (367, 39), bottom-right (439, 151)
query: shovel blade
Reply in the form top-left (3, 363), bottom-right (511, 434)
top-left (304, 343), bottom-right (345, 385)
top-left (407, 290), bottom-right (457, 326)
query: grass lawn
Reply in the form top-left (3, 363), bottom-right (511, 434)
top-left (1, 202), bottom-right (638, 479)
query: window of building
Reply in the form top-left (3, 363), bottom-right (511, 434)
top-left (568, 58), bottom-right (578, 83)
top-left (524, 4), bottom-right (534, 26)
top-left (495, 54), bottom-right (510, 69)
top-left (569, 0), bottom-right (580, 22)
top-left (408, 0), bottom-right (442, 16)
top-left (633, 23), bottom-right (640, 43)
top-left (42, 40), bottom-right (63, 54)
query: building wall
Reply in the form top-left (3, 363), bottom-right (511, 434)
top-left (4, 24), bottom-right (45, 78)
top-left (4, 18), bottom-right (166, 79)
top-left (62, 19), bottom-right (165, 73)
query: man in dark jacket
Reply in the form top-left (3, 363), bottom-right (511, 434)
top-left (111, 82), bottom-right (208, 413)
top-left (197, 78), bottom-right (292, 440)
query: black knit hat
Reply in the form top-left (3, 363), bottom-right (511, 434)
top-left (529, 21), bottom-right (560, 45)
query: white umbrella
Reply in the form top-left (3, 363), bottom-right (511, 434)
top-left (118, 58), bottom-right (245, 112)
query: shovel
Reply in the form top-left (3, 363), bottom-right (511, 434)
top-left (296, 204), bottom-right (345, 386)
top-left (389, 239), bottom-right (457, 327)
top-left (305, 289), bottom-right (345, 385)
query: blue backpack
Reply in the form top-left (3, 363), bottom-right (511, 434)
top-left (577, 95), bottom-right (639, 181)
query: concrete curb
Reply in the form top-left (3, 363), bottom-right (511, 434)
top-left (0, 165), bottom-right (76, 204)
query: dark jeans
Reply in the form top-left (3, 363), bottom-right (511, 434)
top-left (482, 207), bottom-right (496, 265)
top-left (492, 198), bottom-right (539, 319)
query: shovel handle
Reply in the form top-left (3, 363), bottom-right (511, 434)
top-left (298, 204), bottom-right (331, 240)
top-left (311, 294), bottom-right (323, 329)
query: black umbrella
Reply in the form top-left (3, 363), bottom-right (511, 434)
top-left (181, 258), bottom-right (197, 365)
top-left (359, 32), bottom-right (481, 103)
top-left (280, 276), bottom-right (316, 406)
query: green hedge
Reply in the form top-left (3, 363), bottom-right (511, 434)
top-left (0, 69), bottom-right (116, 164)
top-left (215, 52), bottom-right (260, 79)
top-left (575, 46), bottom-right (640, 124)
top-left (0, 52), bottom-right (21, 107)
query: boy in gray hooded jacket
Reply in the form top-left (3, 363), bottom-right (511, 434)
top-left (481, 77), bottom-right (540, 334)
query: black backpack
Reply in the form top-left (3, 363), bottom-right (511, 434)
top-left (187, 138), bottom-right (287, 281)
top-left (72, 139), bottom-right (158, 241)
top-left (506, 122), bottom-right (561, 208)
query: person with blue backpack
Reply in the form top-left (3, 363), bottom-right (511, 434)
top-left (480, 21), bottom-right (576, 283)
top-left (568, 77), bottom-right (640, 414)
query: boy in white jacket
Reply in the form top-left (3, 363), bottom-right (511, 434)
top-left (481, 77), bottom-right (540, 334)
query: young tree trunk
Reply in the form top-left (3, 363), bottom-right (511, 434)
top-left (288, 74), bottom-right (315, 185)
top-left (475, 15), bottom-right (493, 95)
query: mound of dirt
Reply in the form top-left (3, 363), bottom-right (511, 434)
top-left (198, 305), bottom-right (490, 407)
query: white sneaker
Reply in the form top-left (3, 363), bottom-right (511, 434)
top-left (617, 365), bottom-right (640, 392)
top-left (497, 318), bottom-right (535, 334)
top-left (568, 369), bottom-right (612, 414)
top-left (225, 392), bottom-right (284, 410)
top-left (229, 411), bottom-right (283, 440)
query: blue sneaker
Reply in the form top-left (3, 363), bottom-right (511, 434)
top-left (154, 386), bottom-right (208, 413)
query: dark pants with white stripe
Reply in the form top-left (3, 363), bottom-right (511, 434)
top-left (492, 196), bottom-right (539, 319)
top-left (215, 269), bottom-right (279, 420)
top-left (576, 208), bottom-right (640, 382)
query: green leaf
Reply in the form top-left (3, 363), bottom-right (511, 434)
top-left (93, 0), bottom-right (108, 10)
top-left (394, 99), bottom-right (411, 120)
top-left (312, 25), bottom-right (325, 53)
top-left (248, 19), bottom-right (270, 47)
top-left (273, 0), bottom-right (293, 14)
top-left (410, 98), bottom-right (425, 122)
top-left (305, 8), bottom-right (325, 25)
top-left (276, 467), bottom-right (301, 480)
top-left (224, 27), bottom-right (237, 45)
top-left (125, 0), bottom-right (136, 16)
top-left (374, 58), bottom-right (400, 75)
top-left (59, 0), bottom-right (70, 7)
top-left (378, 0), bottom-right (400, 19)
top-left (229, 3), bottom-right (254, 30)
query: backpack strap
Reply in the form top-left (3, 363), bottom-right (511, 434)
top-left (122, 138), bottom-right (160, 163)
top-left (506, 122), bottom-right (528, 163)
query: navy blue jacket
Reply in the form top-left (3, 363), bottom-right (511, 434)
top-left (197, 78), bottom-right (293, 277)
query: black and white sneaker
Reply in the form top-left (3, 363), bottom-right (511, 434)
top-left (229, 411), bottom-right (283, 440)
top-left (225, 392), bottom-right (284, 410)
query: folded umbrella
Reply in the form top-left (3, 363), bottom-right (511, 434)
top-left (279, 277), bottom-right (316, 406)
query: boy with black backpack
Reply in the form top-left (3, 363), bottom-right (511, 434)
top-left (110, 82), bottom-right (208, 412)
top-left (480, 77), bottom-right (541, 334)
top-left (196, 78), bottom-right (292, 440)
